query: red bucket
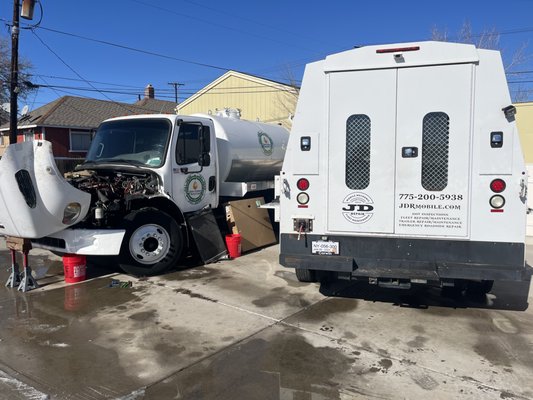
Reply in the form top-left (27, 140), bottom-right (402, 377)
top-left (63, 254), bottom-right (87, 283)
top-left (225, 234), bottom-right (242, 259)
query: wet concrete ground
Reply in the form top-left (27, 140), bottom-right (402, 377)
top-left (0, 242), bottom-right (532, 399)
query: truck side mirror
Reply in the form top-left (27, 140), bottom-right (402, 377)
top-left (198, 125), bottom-right (211, 166)
top-left (199, 153), bottom-right (211, 167)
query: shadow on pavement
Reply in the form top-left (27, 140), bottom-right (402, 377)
top-left (319, 276), bottom-right (531, 312)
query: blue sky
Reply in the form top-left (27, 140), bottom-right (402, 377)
top-left (2, 0), bottom-right (533, 112)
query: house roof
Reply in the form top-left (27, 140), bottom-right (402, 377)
top-left (177, 70), bottom-right (299, 110)
top-left (134, 97), bottom-right (177, 113)
top-left (0, 95), bottom-right (177, 131)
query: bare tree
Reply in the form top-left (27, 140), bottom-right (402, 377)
top-left (0, 36), bottom-right (35, 106)
top-left (271, 66), bottom-right (300, 130)
top-left (431, 22), bottom-right (531, 102)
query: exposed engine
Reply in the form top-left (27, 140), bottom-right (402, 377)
top-left (66, 169), bottom-right (161, 227)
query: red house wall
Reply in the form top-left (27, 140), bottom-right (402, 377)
top-left (44, 127), bottom-right (87, 159)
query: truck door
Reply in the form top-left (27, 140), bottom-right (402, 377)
top-left (395, 64), bottom-right (472, 237)
top-left (327, 64), bottom-right (472, 237)
top-left (172, 120), bottom-right (217, 213)
top-left (327, 69), bottom-right (397, 233)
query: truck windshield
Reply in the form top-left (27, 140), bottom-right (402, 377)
top-left (86, 119), bottom-right (172, 168)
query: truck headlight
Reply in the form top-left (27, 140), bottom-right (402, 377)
top-left (63, 202), bottom-right (82, 224)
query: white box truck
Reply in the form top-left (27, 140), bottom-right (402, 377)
top-left (0, 110), bottom-right (288, 275)
top-left (279, 41), bottom-right (529, 291)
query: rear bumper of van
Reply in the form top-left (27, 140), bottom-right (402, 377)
top-left (279, 234), bottom-right (531, 281)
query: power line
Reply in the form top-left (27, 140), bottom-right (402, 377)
top-left (29, 73), bottom-right (142, 89)
top-left (127, 0), bottom-right (323, 55)
top-left (30, 83), bottom-right (298, 97)
top-left (31, 29), bottom-right (140, 114)
top-left (3, 76), bottom-right (299, 93)
top-left (32, 24), bottom-right (232, 72)
top-left (8, 16), bottom-right (533, 78)
top-left (181, 0), bottom-right (333, 48)
top-left (30, 31), bottom-right (166, 114)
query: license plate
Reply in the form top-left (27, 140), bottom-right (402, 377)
top-left (311, 241), bottom-right (339, 255)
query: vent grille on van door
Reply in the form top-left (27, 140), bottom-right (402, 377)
top-left (421, 112), bottom-right (449, 191)
top-left (346, 114), bottom-right (371, 190)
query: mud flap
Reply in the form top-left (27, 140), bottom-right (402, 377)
top-left (186, 209), bottom-right (228, 264)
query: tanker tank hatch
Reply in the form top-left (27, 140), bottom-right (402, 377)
top-left (216, 108), bottom-right (241, 119)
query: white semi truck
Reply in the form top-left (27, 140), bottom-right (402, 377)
top-left (0, 110), bottom-right (288, 275)
top-left (279, 41), bottom-right (529, 291)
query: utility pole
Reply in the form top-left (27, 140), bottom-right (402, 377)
top-left (9, 0), bottom-right (20, 145)
top-left (9, 0), bottom-right (35, 145)
top-left (168, 82), bottom-right (184, 104)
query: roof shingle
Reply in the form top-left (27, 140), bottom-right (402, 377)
top-left (0, 96), bottom-right (177, 131)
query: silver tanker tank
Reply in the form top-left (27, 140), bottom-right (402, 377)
top-left (195, 109), bottom-right (289, 183)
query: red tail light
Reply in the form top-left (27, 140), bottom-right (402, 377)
top-left (297, 178), bottom-right (310, 191)
top-left (376, 46), bottom-right (420, 54)
top-left (490, 179), bottom-right (506, 193)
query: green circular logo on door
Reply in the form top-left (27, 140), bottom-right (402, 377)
top-left (184, 174), bottom-right (206, 204)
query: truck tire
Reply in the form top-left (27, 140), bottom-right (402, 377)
top-left (119, 208), bottom-right (183, 276)
top-left (295, 268), bottom-right (317, 283)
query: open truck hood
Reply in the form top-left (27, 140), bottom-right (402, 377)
top-left (0, 140), bottom-right (90, 238)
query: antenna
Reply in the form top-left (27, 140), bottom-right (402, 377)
top-left (21, 105), bottom-right (29, 116)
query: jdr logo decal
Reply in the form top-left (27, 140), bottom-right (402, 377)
top-left (342, 192), bottom-right (374, 224)
top-left (184, 174), bottom-right (206, 204)
top-left (258, 131), bottom-right (273, 156)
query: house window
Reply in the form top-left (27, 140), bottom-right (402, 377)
top-left (70, 130), bottom-right (92, 152)
top-left (24, 131), bottom-right (34, 142)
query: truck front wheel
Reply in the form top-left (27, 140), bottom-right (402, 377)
top-left (119, 208), bottom-right (183, 276)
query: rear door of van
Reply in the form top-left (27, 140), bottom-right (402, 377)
top-left (327, 63), bottom-right (472, 238)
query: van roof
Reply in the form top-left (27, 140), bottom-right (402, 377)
top-left (324, 41), bottom-right (481, 73)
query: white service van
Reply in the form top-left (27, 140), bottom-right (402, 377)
top-left (279, 41), bottom-right (529, 291)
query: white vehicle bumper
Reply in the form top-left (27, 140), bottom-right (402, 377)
top-left (32, 228), bottom-right (126, 256)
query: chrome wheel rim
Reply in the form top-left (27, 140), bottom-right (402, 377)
top-left (128, 224), bottom-right (170, 265)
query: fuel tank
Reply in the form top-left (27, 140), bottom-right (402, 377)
top-left (195, 110), bottom-right (289, 183)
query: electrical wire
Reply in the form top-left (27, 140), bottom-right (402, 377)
top-left (30, 83), bottom-right (298, 97)
top-left (6, 16), bottom-right (533, 79)
top-left (32, 25), bottom-right (232, 72)
top-left (127, 0), bottom-right (323, 55)
top-left (180, 0), bottom-right (333, 48)
top-left (31, 29), bottom-right (145, 115)
top-left (29, 74), bottom-right (142, 89)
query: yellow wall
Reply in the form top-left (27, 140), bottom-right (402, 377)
top-left (177, 74), bottom-right (297, 130)
top-left (515, 102), bottom-right (533, 164)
